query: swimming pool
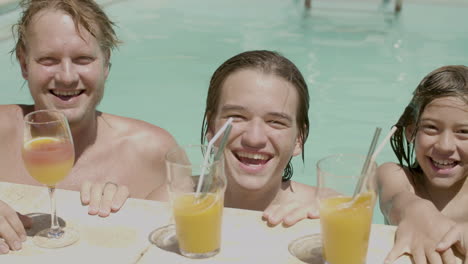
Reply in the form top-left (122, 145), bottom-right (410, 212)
top-left (1, 0), bottom-right (467, 224)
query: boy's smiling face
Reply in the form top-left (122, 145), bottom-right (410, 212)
top-left (208, 69), bottom-right (302, 192)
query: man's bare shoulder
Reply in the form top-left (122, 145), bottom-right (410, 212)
top-left (0, 104), bottom-right (30, 133)
top-left (99, 112), bottom-right (177, 156)
top-left (0, 104), bottom-right (26, 119)
top-left (0, 104), bottom-right (36, 184)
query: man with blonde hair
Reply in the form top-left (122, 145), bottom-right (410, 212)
top-left (0, 0), bottom-right (176, 254)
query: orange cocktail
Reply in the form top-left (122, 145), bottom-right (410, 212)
top-left (23, 110), bottom-right (79, 249)
top-left (22, 137), bottom-right (74, 187)
top-left (173, 193), bottom-right (223, 254)
top-left (320, 191), bottom-right (375, 264)
top-left (165, 144), bottom-right (226, 258)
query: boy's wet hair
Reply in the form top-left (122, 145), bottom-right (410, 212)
top-left (11, 0), bottom-right (120, 62)
top-left (391, 65), bottom-right (468, 176)
top-left (201, 50), bottom-right (310, 181)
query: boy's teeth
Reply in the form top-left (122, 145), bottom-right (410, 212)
top-left (237, 152), bottom-right (268, 160)
top-left (52, 90), bottom-right (81, 96)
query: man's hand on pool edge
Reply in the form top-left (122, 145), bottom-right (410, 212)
top-left (80, 180), bottom-right (130, 217)
top-left (0, 201), bottom-right (32, 254)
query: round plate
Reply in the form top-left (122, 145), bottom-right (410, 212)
top-left (288, 233), bottom-right (324, 264)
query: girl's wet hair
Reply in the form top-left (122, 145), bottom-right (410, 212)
top-left (391, 65), bottom-right (468, 176)
top-left (11, 0), bottom-right (120, 61)
top-left (201, 50), bottom-right (310, 181)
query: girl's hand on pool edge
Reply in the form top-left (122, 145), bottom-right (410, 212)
top-left (437, 222), bottom-right (468, 264)
top-left (384, 210), bottom-right (457, 264)
top-left (262, 201), bottom-right (319, 227)
top-left (80, 180), bottom-right (130, 217)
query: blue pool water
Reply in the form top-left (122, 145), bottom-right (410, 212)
top-left (1, 0), bottom-right (468, 224)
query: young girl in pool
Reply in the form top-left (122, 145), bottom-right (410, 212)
top-left (378, 65), bottom-right (468, 264)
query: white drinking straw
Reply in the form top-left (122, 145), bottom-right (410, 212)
top-left (353, 127), bottom-right (381, 197)
top-left (371, 126), bottom-right (398, 163)
top-left (195, 117), bottom-right (233, 197)
top-left (356, 126), bottom-right (398, 195)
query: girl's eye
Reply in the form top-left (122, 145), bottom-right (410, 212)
top-left (421, 124), bottom-right (438, 134)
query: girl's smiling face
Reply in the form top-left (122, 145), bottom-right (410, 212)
top-left (414, 96), bottom-right (468, 188)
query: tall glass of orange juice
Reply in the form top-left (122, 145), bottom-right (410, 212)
top-left (165, 144), bottom-right (226, 258)
top-left (316, 154), bottom-right (377, 264)
top-left (22, 109), bottom-right (79, 248)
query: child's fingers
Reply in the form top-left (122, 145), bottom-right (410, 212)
top-left (384, 238), bottom-right (410, 264)
top-left (412, 248), bottom-right (427, 264)
top-left (435, 223), bottom-right (468, 264)
top-left (262, 204), bottom-right (279, 224)
top-left (436, 226), bottom-right (460, 252)
top-left (282, 206), bottom-right (308, 227)
top-left (267, 203), bottom-right (297, 226)
top-left (425, 249), bottom-right (442, 264)
top-left (440, 248), bottom-right (457, 264)
top-left (306, 206), bottom-right (319, 219)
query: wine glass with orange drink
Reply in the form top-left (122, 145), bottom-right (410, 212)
top-left (22, 109), bottom-right (79, 248)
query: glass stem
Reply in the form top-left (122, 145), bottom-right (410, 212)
top-left (48, 186), bottom-right (63, 238)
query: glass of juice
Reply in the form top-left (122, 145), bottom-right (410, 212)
top-left (22, 109), bottom-right (79, 248)
top-left (316, 154), bottom-right (377, 264)
top-left (165, 144), bottom-right (226, 258)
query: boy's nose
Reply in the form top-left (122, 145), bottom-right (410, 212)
top-left (241, 120), bottom-right (267, 149)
